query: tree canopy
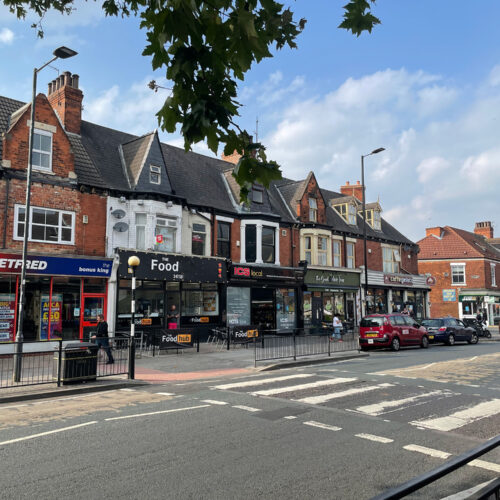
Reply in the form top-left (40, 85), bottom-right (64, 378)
top-left (4, 0), bottom-right (380, 201)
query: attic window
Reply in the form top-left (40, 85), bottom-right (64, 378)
top-left (366, 209), bottom-right (382, 230)
top-left (334, 203), bottom-right (356, 225)
top-left (150, 165), bottom-right (161, 185)
top-left (309, 198), bottom-right (317, 222)
top-left (252, 187), bottom-right (263, 204)
top-left (32, 129), bottom-right (52, 171)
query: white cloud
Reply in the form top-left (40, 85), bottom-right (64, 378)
top-left (416, 157), bottom-right (450, 183)
top-left (0, 27), bottom-right (14, 44)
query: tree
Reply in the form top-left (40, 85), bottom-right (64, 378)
top-left (4, 0), bottom-right (380, 201)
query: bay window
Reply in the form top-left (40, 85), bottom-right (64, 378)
top-left (301, 232), bottom-right (331, 266)
top-left (262, 226), bottom-right (275, 263)
top-left (346, 242), bottom-right (355, 269)
top-left (305, 236), bottom-right (312, 264)
top-left (241, 221), bottom-right (280, 265)
top-left (333, 240), bottom-right (342, 267)
top-left (317, 236), bottom-right (328, 265)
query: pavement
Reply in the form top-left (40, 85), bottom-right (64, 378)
top-left (1, 327), bottom-right (498, 404)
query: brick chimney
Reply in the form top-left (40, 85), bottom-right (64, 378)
top-left (47, 71), bottom-right (83, 135)
top-left (474, 221), bottom-right (494, 239)
top-left (340, 180), bottom-right (363, 201)
top-left (221, 151), bottom-right (241, 165)
top-left (426, 227), bottom-right (444, 238)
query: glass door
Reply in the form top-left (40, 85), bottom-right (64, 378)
top-left (80, 294), bottom-right (106, 341)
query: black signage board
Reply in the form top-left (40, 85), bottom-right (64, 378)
top-left (230, 325), bottom-right (259, 344)
top-left (118, 250), bottom-right (226, 282)
top-left (230, 264), bottom-right (304, 284)
top-left (158, 328), bottom-right (195, 348)
top-left (305, 269), bottom-right (360, 289)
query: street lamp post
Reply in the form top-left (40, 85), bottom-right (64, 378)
top-left (13, 46), bottom-right (77, 382)
top-left (128, 255), bottom-right (140, 379)
top-left (361, 147), bottom-right (385, 318)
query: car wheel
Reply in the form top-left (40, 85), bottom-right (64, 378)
top-left (421, 336), bottom-right (429, 349)
top-left (447, 334), bottom-right (455, 346)
top-left (468, 333), bottom-right (478, 345)
top-left (391, 337), bottom-right (400, 352)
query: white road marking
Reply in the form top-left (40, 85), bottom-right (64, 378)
top-left (120, 388), bottom-right (136, 392)
top-left (251, 377), bottom-right (357, 396)
top-left (202, 400), bottom-right (228, 405)
top-left (155, 392), bottom-right (175, 396)
top-left (468, 459), bottom-right (500, 473)
top-left (403, 444), bottom-right (451, 459)
top-left (410, 399), bottom-right (500, 431)
top-left (355, 390), bottom-right (447, 416)
top-left (213, 374), bottom-right (313, 390)
top-left (284, 416), bottom-right (297, 420)
top-left (303, 421), bottom-right (342, 432)
top-left (297, 383), bottom-right (394, 405)
top-left (0, 421), bottom-right (98, 446)
top-left (355, 433), bottom-right (394, 444)
top-left (232, 405), bottom-right (261, 412)
top-left (105, 404), bottom-right (210, 421)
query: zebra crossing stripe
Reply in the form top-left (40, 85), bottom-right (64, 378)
top-left (468, 459), bottom-right (500, 473)
top-left (250, 377), bottom-right (357, 397)
top-left (355, 434), bottom-right (393, 444)
top-left (403, 444), bottom-right (451, 459)
top-left (297, 383), bottom-right (394, 405)
top-left (303, 421), bottom-right (342, 432)
top-left (213, 374), bottom-right (313, 390)
top-left (410, 399), bottom-right (500, 431)
top-left (355, 390), bottom-right (448, 416)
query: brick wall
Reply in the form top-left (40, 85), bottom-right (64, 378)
top-left (78, 192), bottom-right (107, 256)
top-left (298, 175), bottom-right (326, 224)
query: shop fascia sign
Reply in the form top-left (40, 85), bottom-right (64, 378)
top-left (0, 253), bottom-right (112, 277)
top-left (231, 265), bottom-right (300, 281)
top-left (305, 269), bottom-right (360, 287)
top-left (384, 274), bottom-right (413, 286)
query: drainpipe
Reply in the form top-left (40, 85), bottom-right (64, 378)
top-left (2, 174), bottom-right (10, 249)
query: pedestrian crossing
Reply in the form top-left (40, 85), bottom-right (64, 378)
top-left (211, 372), bottom-right (500, 437)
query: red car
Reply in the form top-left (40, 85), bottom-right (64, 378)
top-left (359, 314), bottom-right (429, 351)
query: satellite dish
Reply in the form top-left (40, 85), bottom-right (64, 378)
top-left (111, 209), bottom-right (126, 219)
top-left (113, 222), bottom-right (129, 232)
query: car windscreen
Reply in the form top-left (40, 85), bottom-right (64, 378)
top-left (421, 319), bottom-right (442, 328)
top-left (360, 317), bottom-right (384, 327)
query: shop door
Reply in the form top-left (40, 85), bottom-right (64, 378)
top-left (80, 294), bottom-right (106, 341)
top-left (311, 295), bottom-right (323, 330)
top-left (251, 288), bottom-right (275, 332)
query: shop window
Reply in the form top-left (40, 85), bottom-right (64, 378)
top-left (192, 223), bottom-right (206, 256)
top-left (383, 247), bottom-right (400, 273)
top-left (346, 242), bottom-right (355, 269)
top-left (117, 280), bottom-right (164, 329)
top-left (32, 129), bottom-right (52, 171)
top-left (217, 222), bottom-right (231, 258)
top-left (305, 236), bottom-right (312, 264)
top-left (135, 213), bottom-right (147, 250)
top-left (276, 288), bottom-right (296, 330)
top-left (150, 165), bottom-right (161, 184)
top-left (309, 198), bottom-right (317, 222)
top-left (262, 226), bottom-right (275, 263)
top-left (166, 282), bottom-right (180, 329)
top-left (15, 205), bottom-right (74, 244)
top-left (303, 292), bottom-right (312, 327)
top-left (156, 215), bottom-right (176, 252)
top-left (333, 240), bottom-right (342, 267)
top-left (0, 275), bottom-right (18, 342)
top-left (317, 236), bottom-right (327, 266)
top-left (451, 263), bottom-right (465, 285)
top-left (323, 293), bottom-right (334, 323)
top-left (227, 287), bottom-right (251, 325)
top-left (245, 225), bottom-right (257, 263)
top-left (182, 285), bottom-right (219, 317)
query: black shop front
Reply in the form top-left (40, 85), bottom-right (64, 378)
top-left (227, 264), bottom-right (304, 332)
top-left (116, 250), bottom-right (227, 340)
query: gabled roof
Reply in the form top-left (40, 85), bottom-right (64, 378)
top-left (329, 195), bottom-right (361, 207)
top-left (0, 95), bottom-right (27, 159)
top-left (121, 133), bottom-right (154, 187)
top-left (417, 226), bottom-right (500, 260)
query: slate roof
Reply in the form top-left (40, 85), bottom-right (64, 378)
top-left (417, 226), bottom-right (500, 260)
top-left (121, 133), bottom-right (153, 187)
top-left (0, 95), bottom-right (25, 159)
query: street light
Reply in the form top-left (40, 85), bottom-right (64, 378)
top-left (128, 255), bottom-right (140, 379)
top-left (361, 147), bottom-right (385, 318)
top-left (14, 46), bottom-right (77, 382)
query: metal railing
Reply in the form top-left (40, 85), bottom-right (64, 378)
top-left (254, 328), bottom-right (359, 366)
top-left (0, 338), bottom-right (130, 388)
top-left (371, 434), bottom-right (500, 499)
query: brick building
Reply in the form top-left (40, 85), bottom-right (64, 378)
top-left (417, 222), bottom-right (500, 326)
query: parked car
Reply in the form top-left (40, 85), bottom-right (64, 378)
top-left (359, 314), bottom-right (429, 352)
top-left (420, 318), bottom-right (478, 345)
top-left (462, 318), bottom-right (492, 338)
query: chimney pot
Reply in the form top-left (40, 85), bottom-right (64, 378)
top-left (474, 221), bottom-right (493, 239)
top-left (345, 181), bottom-right (350, 186)
top-left (72, 74), bottom-right (79, 89)
top-left (356, 180), bottom-right (360, 185)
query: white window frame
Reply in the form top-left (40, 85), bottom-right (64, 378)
top-left (14, 204), bottom-right (75, 245)
top-left (383, 246), bottom-right (400, 273)
top-left (32, 129), bottom-right (53, 172)
top-left (300, 230), bottom-right (331, 267)
top-left (192, 222), bottom-right (206, 256)
top-left (305, 236), bottom-right (312, 264)
top-left (309, 198), bottom-right (317, 222)
top-left (150, 165), bottom-right (161, 185)
top-left (346, 241), bottom-right (355, 269)
top-left (451, 263), bottom-right (466, 285)
top-left (135, 213), bottom-right (147, 250)
top-left (156, 215), bottom-right (177, 252)
top-left (333, 239), bottom-right (342, 267)
top-left (373, 210), bottom-right (381, 230)
top-left (252, 187), bottom-right (263, 204)
top-left (491, 263), bottom-right (496, 287)
top-left (317, 236), bottom-right (328, 266)
top-left (240, 220), bottom-right (280, 265)
top-left (348, 204), bottom-right (356, 225)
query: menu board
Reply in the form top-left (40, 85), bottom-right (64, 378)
top-left (40, 294), bottom-right (63, 340)
top-left (0, 293), bottom-right (16, 342)
top-left (227, 287), bottom-right (251, 325)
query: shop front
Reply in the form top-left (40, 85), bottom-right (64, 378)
top-left (115, 250), bottom-right (227, 340)
top-left (0, 252), bottom-right (112, 342)
top-left (459, 291), bottom-right (500, 326)
top-left (303, 268), bottom-right (361, 330)
top-left (227, 264), bottom-right (304, 332)
top-left (364, 271), bottom-right (429, 320)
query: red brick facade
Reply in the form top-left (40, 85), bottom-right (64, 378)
top-left (297, 174), bottom-right (326, 224)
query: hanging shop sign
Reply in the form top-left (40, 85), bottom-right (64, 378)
top-left (230, 264), bottom-right (304, 282)
top-left (0, 253), bottom-right (112, 277)
top-left (117, 250), bottom-right (226, 282)
top-left (305, 269), bottom-right (360, 289)
top-left (384, 274), bottom-right (414, 286)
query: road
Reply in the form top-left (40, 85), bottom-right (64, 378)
top-left (1, 342), bottom-right (500, 499)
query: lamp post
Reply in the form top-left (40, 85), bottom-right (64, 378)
top-left (128, 255), bottom-right (140, 379)
top-left (13, 46), bottom-right (77, 382)
top-left (361, 147), bottom-right (385, 318)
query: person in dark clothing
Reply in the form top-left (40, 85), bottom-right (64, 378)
top-left (91, 314), bottom-right (114, 364)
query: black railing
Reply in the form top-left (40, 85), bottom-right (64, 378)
top-left (254, 328), bottom-right (359, 366)
top-left (371, 434), bottom-right (500, 500)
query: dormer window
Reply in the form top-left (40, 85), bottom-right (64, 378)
top-left (252, 187), bottom-right (263, 204)
top-left (309, 198), bottom-right (317, 222)
top-left (365, 209), bottom-right (382, 230)
top-left (334, 203), bottom-right (356, 225)
top-left (150, 165), bottom-right (161, 184)
top-left (32, 129), bottom-right (52, 171)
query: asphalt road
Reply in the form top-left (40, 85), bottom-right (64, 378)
top-left (1, 342), bottom-right (500, 500)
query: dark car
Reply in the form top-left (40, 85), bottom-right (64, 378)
top-left (359, 314), bottom-right (429, 351)
top-left (420, 318), bottom-right (478, 345)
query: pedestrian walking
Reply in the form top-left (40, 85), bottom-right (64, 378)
top-left (332, 315), bottom-right (343, 342)
top-left (91, 313), bottom-right (114, 364)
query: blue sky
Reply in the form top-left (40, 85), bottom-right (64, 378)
top-left (1, 1), bottom-right (500, 242)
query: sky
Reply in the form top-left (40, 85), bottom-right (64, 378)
top-left (1, 0), bottom-right (500, 243)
